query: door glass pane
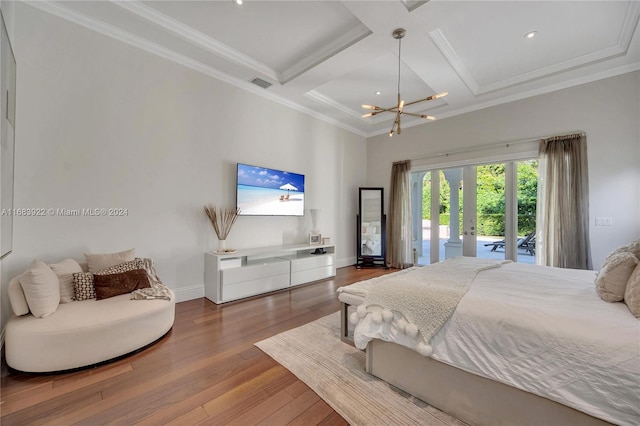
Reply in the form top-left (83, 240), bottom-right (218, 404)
top-left (417, 171), bottom-right (431, 265)
top-left (415, 170), bottom-right (448, 265)
top-left (516, 160), bottom-right (538, 264)
top-left (476, 163), bottom-right (506, 260)
top-left (442, 168), bottom-right (463, 260)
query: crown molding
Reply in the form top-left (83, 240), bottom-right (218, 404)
top-left (431, 2), bottom-right (639, 96)
top-left (23, 1), bottom-right (367, 138)
top-left (281, 27), bottom-right (372, 84)
top-left (365, 64), bottom-right (640, 138)
top-left (305, 90), bottom-right (363, 121)
top-left (111, 0), bottom-right (280, 83)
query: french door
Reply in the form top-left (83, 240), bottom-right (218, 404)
top-left (411, 160), bottom-right (537, 265)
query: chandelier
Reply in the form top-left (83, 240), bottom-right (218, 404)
top-left (361, 28), bottom-right (448, 137)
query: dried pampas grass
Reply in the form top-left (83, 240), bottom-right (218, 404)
top-left (204, 205), bottom-right (240, 240)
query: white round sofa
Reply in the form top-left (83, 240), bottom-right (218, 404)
top-left (5, 273), bottom-right (175, 373)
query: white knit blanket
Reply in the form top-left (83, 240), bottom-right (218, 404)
top-left (354, 257), bottom-right (509, 356)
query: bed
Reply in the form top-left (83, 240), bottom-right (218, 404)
top-left (337, 257), bottom-right (640, 426)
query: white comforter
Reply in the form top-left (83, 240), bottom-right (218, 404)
top-left (353, 262), bottom-right (640, 425)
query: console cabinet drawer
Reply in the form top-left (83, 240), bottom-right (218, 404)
top-left (290, 254), bottom-right (334, 272)
top-left (291, 266), bottom-right (335, 286)
top-left (222, 274), bottom-right (290, 302)
top-left (222, 259), bottom-right (289, 285)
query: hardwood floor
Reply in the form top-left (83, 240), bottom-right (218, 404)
top-left (0, 266), bottom-right (394, 425)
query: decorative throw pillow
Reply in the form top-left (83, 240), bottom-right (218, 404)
top-left (19, 259), bottom-right (60, 318)
top-left (94, 258), bottom-right (146, 276)
top-left (93, 269), bottom-right (151, 300)
top-left (73, 272), bottom-right (96, 301)
top-left (49, 258), bottom-right (83, 303)
top-left (624, 263), bottom-right (640, 318)
top-left (85, 248), bottom-right (136, 273)
top-left (8, 276), bottom-right (30, 316)
top-left (595, 252), bottom-right (639, 302)
top-left (603, 240), bottom-right (640, 265)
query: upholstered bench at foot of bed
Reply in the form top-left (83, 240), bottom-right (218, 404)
top-left (5, 290), bottom-right (175, 373)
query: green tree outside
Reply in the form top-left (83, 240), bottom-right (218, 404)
top-left (421, 161), bottom-right (537, 237)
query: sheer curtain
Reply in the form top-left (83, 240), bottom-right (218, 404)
top-left (387, 160), bottom-right (413, 269)
top-left (536, 133), bottom-right (592, 269)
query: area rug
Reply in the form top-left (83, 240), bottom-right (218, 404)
top-left (255, 312), bottom-right (465, 426)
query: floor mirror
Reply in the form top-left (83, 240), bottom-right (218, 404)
top-left (356, 187), bottom-right (386, 268)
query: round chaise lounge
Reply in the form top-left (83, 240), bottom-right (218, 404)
top-left (5, 275), bottom-right (175, 373)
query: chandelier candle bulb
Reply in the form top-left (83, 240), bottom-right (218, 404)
top-left (360, 28), bottom-right (448, 137)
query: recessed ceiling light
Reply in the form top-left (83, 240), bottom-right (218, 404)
top-left (524, 31), bottom-right (537, 39)
top-left (375, 91), bottom-right (381, 95)
top-left (235, 0), bottom-right (243, 4)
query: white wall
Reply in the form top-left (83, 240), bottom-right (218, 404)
top-left (367, 71), bottom-right (640, 270)
top-left (0, 3), bottom-right (366, 333)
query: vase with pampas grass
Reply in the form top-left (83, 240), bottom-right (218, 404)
top-left (204, 204), bottom-right (240, 252)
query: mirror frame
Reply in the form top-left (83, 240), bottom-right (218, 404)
top-left (357, 187), bottom-right (386, 268)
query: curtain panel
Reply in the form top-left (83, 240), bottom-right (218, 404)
top-left (536, 133), bottom-right (592, 270)
top-left (387, 160), bottom-right (413, 269)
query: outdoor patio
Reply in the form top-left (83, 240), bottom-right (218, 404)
top-left (417, 236), bottom-right (536, 265)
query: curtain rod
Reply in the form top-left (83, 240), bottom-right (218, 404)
top-left (411, 131), bottom-right (585, 162)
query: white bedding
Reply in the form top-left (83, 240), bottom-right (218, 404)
top-left (348, 262), bottom-right (640, 425)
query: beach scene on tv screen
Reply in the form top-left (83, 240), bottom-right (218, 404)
top-left (237, 164), bottom-right (305, 216)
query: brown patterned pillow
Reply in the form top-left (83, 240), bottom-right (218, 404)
top-left (95, 258), bottom-right (145, 276)
top-left (93, 269), bottom-right (151, 300)
top-left (73, 272), bottom-right (96, 301)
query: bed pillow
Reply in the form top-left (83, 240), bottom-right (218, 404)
top-left (595, 252), bottom-right (639, 302)
top-left (85, 248), bottom-right (135, 273)
top-left (73, 272), bottom-right (96, 301)
top-left (19, 259), bottom-right (60, 318)
top-left (49, 258), bottom-right (83, 303)
top-left (93, 269), bottom-right (151, 300)
top-left (624, 263), bottom-right (640, 318)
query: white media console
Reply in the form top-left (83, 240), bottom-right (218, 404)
top-left (204, 243), bottom-right (336, 304)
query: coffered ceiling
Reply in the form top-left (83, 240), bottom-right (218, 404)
top-left (27, 0), bottom-right (640, 137)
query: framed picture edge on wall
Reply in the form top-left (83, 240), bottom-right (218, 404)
top-left (1, 10), bottom-right (16, 259)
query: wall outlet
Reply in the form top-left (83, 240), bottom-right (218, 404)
top-left (595, 217), bottom-right (613, 226)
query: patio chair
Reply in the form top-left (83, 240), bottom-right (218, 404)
top-left (485, 238), bottom-right (506, 252)
top-left (484, 232), bottom-right (535, 254)
top-left (520, 233), bottom-right (536, 255)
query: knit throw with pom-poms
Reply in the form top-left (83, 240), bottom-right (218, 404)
top-left (352, 257), bottom-right (509, 356)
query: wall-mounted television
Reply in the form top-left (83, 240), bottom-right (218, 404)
top-left (236, 163), bottom-right (305, 216)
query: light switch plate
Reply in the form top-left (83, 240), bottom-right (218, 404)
top-left (595, 217), bottom-right (613, 226)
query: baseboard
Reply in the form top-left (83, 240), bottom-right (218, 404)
top-left (173, 284), bottom-right (204, 302)
top-left (337, 257), bottom-right (356, 269)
